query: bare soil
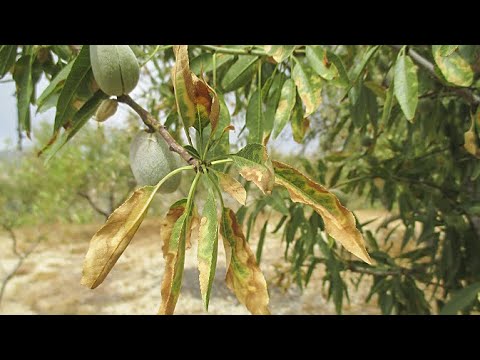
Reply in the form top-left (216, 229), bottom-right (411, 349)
top-left (0, 209), bottom-right (396, 315)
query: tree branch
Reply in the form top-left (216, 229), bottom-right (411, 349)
top-left (77, 191), bottom-right (109, 219)
top-left (117, 94), bottom-right (199, 169)
top-left (197, 45), bottom-right (305, 58)
top-left (389, 45), bottom-right (480, 106)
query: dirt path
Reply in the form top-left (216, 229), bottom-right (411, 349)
top-left (0, 210), bottom-right (387, 315)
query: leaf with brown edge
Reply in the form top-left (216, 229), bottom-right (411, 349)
top-left (220, 207), bottom-right (270, 315)
top-left (81, 185), bottom-right (160, 289)
top-left (161, 199), bottom-right (188, 257)
top-left (464, 116), bottom-right (480, 159)
top-left (214, 170), bottom-right (247, 206)
top-left (272, 160), bottom-right (372, 264)
top-left (197, 189), bottom-right (218, 310)
top-left (231, 144), bottom-right (275, 195)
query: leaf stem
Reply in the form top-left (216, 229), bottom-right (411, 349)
top-left (210, 158), bottom-right (233, 166)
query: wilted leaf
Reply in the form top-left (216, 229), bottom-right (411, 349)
top-left (220, 207), bottom-right (270, 315)
top-left (160, 199), bottom-right (188, 257)
top-left (197, 189), bottom-right (218, 310)
top-left (12, 55), bottom-right (33, 137)
top-left (306, 46), bottom-right (339, 81)
top-left (215, 171), bottom-right (247, 206)
top-left (292, 58), bottom-right (322, 117)
top-left (81, 184), bottom-right (160, 289)
top-left (440, 281), bottom-right (480, 315)
top-left (221, 55), bottom-right (258, 92)
top-left (394, 50), bottom-right (418, 122)
top-left (54, 45), bottom-right (99, 132)
top-left (264, 45), bottom-right (296, 63)
top-left (273, 160), bottom-right (372, 264)
top-left (231, 144), bottom-right (275, 195)
top-left (273, 78), bottom-right (296, 138)
top-left (291, 93), bottom-right (309, 143)
top-left (433, 45), bottom-right (473, 87)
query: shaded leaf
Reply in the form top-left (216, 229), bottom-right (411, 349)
top-left (291, 93), bottom-right (309, 143)
top-left (220, 207), bottom-right (270, 315)
top-left (381, 76), bottom-right (395, 125)
top-left (231, 144), bottom-right (275, 195)
top-left (433, 45), bottom-right (473, 87)
top-left (0, 45), bottom-right (17, 78)
top-left (215, 170), bottom-right (247, 206)
top-left (190, 53), bottom-right (234, 75)
top-left (273, 160), bottom-right (372, 264)
top-left (306, 46), bottom-right (338, 81)
top-left (292, 58), bottom-right (322, 117)
top-left (264, 74), bottom-right (284, 141)
top-left (273, 78), bottom-right (296, 138)
top-left (256, 220), bottom-right (269, 264)
top-left (439, 45), bottom-right (459, 57)
top-left (246, 89), bottom-right (263, 144)
top-left (209, 93), bottom-right (231, 159)
top-left (464, 116), bottom-right (480, 158)
top-left (81, 184), bottom-right (161, 289)
top-left (197, 189), bottom-right (218, 310)
top-left (264, 45), bottom-right (296, 63)
top-left (440, 281), bottom-right (480, 315)
top-left (221, 55), bottom-right (258, 92)
top-left (394, 50), bottom-right (418, 122)
top-left (12, 55), bottom-right (33, 137)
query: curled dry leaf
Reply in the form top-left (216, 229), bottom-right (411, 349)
top-left (81, 185), bottom-right (159, 289)
top-left (220, 207), bottom-right (270, 315)
top-left (273, 160), bottom-right (372, 264)
top-left (215, 171), bottom-right (247, 206)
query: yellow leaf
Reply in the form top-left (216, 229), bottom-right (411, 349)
top-left (216, 171), bottom-right (247, 206)
top-left (81, 185), bottom-right (159, 289)
top-left (464, 116), bottom-right (480, 159)
top-left (220, 208), bottom-right (270, 315)
top-left (273, 160), bottom-right (372, 264)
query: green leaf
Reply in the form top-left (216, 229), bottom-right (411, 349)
top-left (440, 282), bottom-right (480, 315)
top-left (432, 45), bottom-right (473, 87)
top-left (273, 160), bottom-right (372, 264)
top-left (381, 76), bottom-right (395, 125)
top-left (256, 220), bottom-right (269, 264)
top-left (190, 53), bottom-right (234, 75)
top-left (292, 58), bottom-right (322, 117)
top-left (12, 55), bottom-right (33, 137)
top-left (264, 45), bottom-right (296, 63)
top-left (246, 89), bottom-right (263, 144)
top-left (291, 93), bottom-right (309, 143)
top-left (231, 144), bottom-right (275, 195)
top-left (438, 45), bottom-right (459, 57)
top-left (209, 93), bottom-right (231, 159)
top-left (36, 61), bottom-right (73, 111)
top-left (394, 50), bottom-right (418, 122)
top-left (306, 46), bottom-right (339, 81)
top-left (273, 78), bottom-right (296, 138)
top-left (343, 45), bottom-right (380, 97)
top-left (265, 188), bottom-right (289, 216)
top-left (264, 73), bottom-right (284, 141)
top-left (221, 55), bottom-right (258, 92)
top-left (197, 189), bottom-right (218, 311)
top-left (54, 45), bottom-right (97, 131)
top-left (220, 207), bottom-right (270, 314)
top-left (0, 45), bottom-right (17, 78)
top-left (326, 51), bottom-right (350, 87)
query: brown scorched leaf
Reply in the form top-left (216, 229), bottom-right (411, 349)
top-left (273, 161), bottom-right (372, 264)
top-left (81, 185), bottom-right (160, 289)
top-left (220, 207), bottom-right (270, 315)
top-left (215, 171), bottom-right (247, 206)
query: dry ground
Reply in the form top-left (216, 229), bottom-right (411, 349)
top-left (0, 209), bottom-right (399, 315)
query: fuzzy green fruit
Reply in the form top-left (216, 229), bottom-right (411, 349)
top-left (90, 45), bottom-right (140, 96)
top-left (94, 99), bottom-right (118, 122)
top-left (129, 130), bottom-right (181, 193)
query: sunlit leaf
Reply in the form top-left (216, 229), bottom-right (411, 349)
top-left (36, 61), bottom-right (73, 112)
top-left (292, 58), bottom-right (322, 117)
top-left (81, 184), bottom-right (160, 289)
top-left (197, 189), bottom-right (218, 310)
top-left (438, 45), bottom-right (459, 57)
top-left (231, 144), bottom-right (275, 195)
top-left (264, 45), bottom-right (296, 63)
top-left (394, 49), bottom-right (418, 122)
top-left (433, 45), bottom-right (473, 87)
top-left (215, 170), bottom-right (247, 206)
top-left (273, 78), bottom-right (296, 138)
top-left (220, 207), bottom-right (270, 315)
top-left (273, 160), bottom-right (372, 264)
top-left (221, 55), bottom-right (258, 92)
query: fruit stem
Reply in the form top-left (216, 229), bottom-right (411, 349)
top-left (117, 94), bottom-right (201, 170)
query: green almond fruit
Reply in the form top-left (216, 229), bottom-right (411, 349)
top-left (90, 45), bottom-right (140, 96)
top-left (129, 130), bottom-right (182, 193)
